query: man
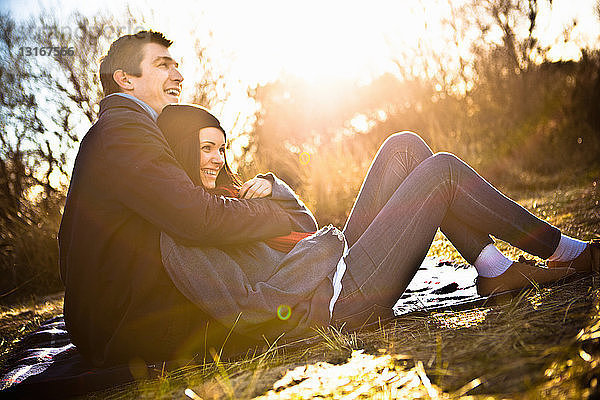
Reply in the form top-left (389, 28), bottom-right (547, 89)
top-left (58, 31), bottom-right (292, 366)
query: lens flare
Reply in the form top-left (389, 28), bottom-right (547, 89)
top-left (299, 152), bottom-right (310, 165)
top-left (277, 304), bottom-right (292, 320)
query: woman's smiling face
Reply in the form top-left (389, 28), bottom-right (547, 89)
top-left (198, 127), bottom-right (225, 189)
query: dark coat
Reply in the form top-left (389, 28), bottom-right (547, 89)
top-left (58, 95), bottom-right (292, 366)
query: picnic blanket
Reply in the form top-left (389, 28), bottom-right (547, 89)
top-left (0, 258), bottom-right (481, 399)
top-left (0, 315), bottom-right (134, 399)
top-left (393, 257), bottom-right (480, 315)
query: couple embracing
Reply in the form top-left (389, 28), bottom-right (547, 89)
top-left (59, 31), bottom-right (599, 367)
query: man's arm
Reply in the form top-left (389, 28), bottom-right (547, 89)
top-left (100, 117), bottom-right (292, 246)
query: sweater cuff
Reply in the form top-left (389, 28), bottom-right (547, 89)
top-left (256, 172), bottom-right (296, 201)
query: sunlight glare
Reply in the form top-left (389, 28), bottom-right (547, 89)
top-left (349, 114), bottom-right (372, 133)
top-left (215, 0), bottom-right (434, 85)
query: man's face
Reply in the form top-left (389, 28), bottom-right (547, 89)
top-left (128, 42), bottom-right (183, 113)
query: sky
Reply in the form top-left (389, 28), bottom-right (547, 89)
top-left (3, 0), bottom-right (599, 87)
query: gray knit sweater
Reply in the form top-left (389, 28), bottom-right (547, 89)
top-left (160, 174), bottom-right (346, 341)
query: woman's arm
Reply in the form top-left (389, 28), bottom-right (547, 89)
top-left (255, 172), bottom-right (318, 232)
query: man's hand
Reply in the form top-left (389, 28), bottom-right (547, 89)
top-left (239, 177), bottom-right (273, 199)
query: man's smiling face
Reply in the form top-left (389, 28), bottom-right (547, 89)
top-left (128, 42), bottom-right (183, 113)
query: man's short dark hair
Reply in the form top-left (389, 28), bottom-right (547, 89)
top-left (99, 31), bottom-right (173, 96)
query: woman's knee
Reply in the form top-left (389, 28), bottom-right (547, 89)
top-left (431, 151), bottom-right (459, 162)
top-left (380, 131), bottom-right (433, 160)
top-left (426, 152), bottom-right (466, 176)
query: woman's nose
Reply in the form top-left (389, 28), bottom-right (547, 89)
top-left (211, 152), bottom-right (225, 165)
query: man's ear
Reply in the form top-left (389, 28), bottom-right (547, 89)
top-left (113, 70), bottom-right (133, 91)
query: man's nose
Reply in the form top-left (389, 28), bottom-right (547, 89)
top-left (171, 67), bottom-right (184, 83)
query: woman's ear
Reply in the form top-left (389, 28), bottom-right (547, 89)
top-left (113, 69), bottom-right (133, 91)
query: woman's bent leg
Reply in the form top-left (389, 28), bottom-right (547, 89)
top-left (333, 152), bottom-right (562, 327)
top-left (343, 132), bottom-right (493, 259)
top-left (343, 131), bottom-right (434, 247)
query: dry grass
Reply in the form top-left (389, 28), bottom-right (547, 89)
top-left (92, 276), bottom-right (598, 399)
top-left (1, 180), bottom-right (599, 399)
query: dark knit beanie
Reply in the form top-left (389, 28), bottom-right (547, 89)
top-left (157, 104), bottom-right (226, 147)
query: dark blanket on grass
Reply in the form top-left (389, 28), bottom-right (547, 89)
top-left (0, 258), bottom-right (481, 399)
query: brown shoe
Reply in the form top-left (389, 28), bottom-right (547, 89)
top-left (476, 261), bottom-right (575, 297)
top-left (547, 239), bottom-right (600, 274)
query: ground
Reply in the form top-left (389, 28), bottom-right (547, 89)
top-left (1, 180), bottom-right (599, 399)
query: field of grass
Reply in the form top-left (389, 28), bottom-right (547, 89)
top-left (1, 180), bottom-right (599, 399)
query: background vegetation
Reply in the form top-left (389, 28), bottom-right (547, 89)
top-left (1, 0), bottom-right (599, 304)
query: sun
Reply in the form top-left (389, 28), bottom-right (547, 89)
top-left (265, 1), bottom-right (431, 83)
top-left (211, 0), bottom-right (438, 85)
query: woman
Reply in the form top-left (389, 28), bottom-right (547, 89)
top-left (156, 104), bottom-right (599, 347)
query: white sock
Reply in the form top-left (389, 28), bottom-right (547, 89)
top-left (474, 244), bottom-right (513, 278)
top-left (548, 234), bottom-right (587, 262)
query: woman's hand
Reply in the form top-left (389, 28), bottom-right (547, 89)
top-left (239, 177), bottom-right (273, 199)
